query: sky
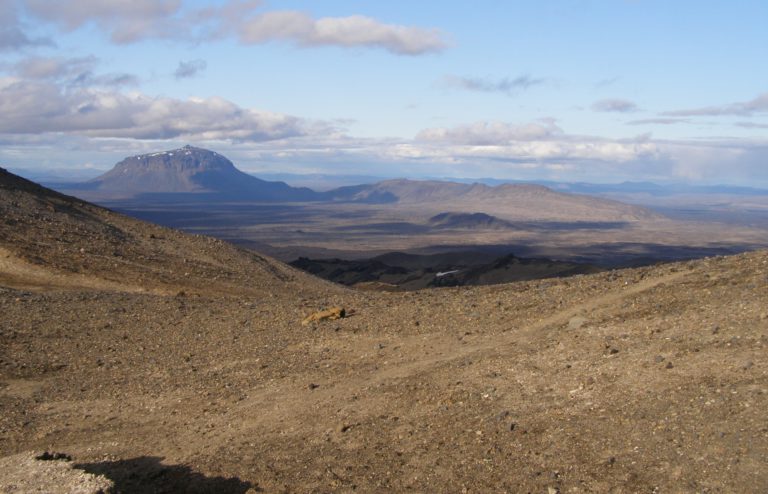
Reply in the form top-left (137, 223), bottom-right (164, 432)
top-left (0, 0), bottom-right (767, 186)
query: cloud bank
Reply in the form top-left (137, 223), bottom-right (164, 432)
top-left (0, 77), bottom-right (331, 141)
top-left (412, 120), bottom-right (658, 165)
top-left (1, 108), bottom-right (766, 185)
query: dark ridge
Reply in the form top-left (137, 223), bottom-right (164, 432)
top-left (428, 212), bottom-right (513, 229)
top-left (290, 251), bottom-right (602, 291)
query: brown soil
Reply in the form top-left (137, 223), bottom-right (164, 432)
top-left (2, 168), bottom-right (768, 493)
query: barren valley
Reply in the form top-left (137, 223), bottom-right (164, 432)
top-left (105, 197), bottom-right (768, 268)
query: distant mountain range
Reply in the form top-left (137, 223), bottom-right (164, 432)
top-left (525, 180), bottom-right (768, 197)
top-left (256, 172), bottom-right (768, 197)
top-left (20, 153), bottom-right (767, 201)
top-left (45, 146), bottom-right (666, 224)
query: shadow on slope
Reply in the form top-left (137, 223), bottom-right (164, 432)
top-left (75, 456), bottom-right (256, 493)
top-left (408, 241), bottom-right (760, 268)
top-left (290, 251), bottom-right (602, 291)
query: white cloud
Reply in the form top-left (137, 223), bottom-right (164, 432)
top-left (393, 120), bottom-right (665, 173)
top-left (0, 77), bottom-right (332, 141)
top-left (174, 59), bottom-right (207, 79)
top-left (14, 56), bottom-right (95, 79)
top-left (12, 56), bottom-right (138, 87)
top-left (626, 118), bottom-right (689, 126)
top-left (416, 120), bottom-right (563, 145)
top-left (594, 76), bottom-right (620, 89)
top-left (664, 92), bottom-right (768, 117)
top-left (0, 1), bottom-right (51, 51)
top-left (22, 0), bottom-right (184, 43)
top-left (235, 11), bottom-right (446, 55)
top-left (442, 75), bottom-right (545, 96)
top-left (735, 121), bottom-right (768, 129)
top-left (591, 98), bottom-right (639, 113)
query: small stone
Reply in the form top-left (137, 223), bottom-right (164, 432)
top-left (308, 383), bottom-right (320, 390)
top-left (665, 362), bottom-right (674, 369)
top-left (609, 348), bottom-right (620, 355)
top-left (568, 316), bottom-right (588, 329)
top-left (742, 361), bottom-right (754, 370)
top-left (302, 307), bottom-right (346, 326)
top-left (36, 452), bottom-right (72, 461)
top-left (654, 355), bottom-right (665, 363)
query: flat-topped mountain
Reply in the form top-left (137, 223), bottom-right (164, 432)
top-left (72, 145), bottom-right (319, 201)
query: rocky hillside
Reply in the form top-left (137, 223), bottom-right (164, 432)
top-left (0, 166), bottom-right (335, 297)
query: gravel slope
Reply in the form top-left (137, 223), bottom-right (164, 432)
top-left (1, 169), bottom-right (767, 492)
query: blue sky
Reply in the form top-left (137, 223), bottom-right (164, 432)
top-left (1, 0), bottom-right (767, 185)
